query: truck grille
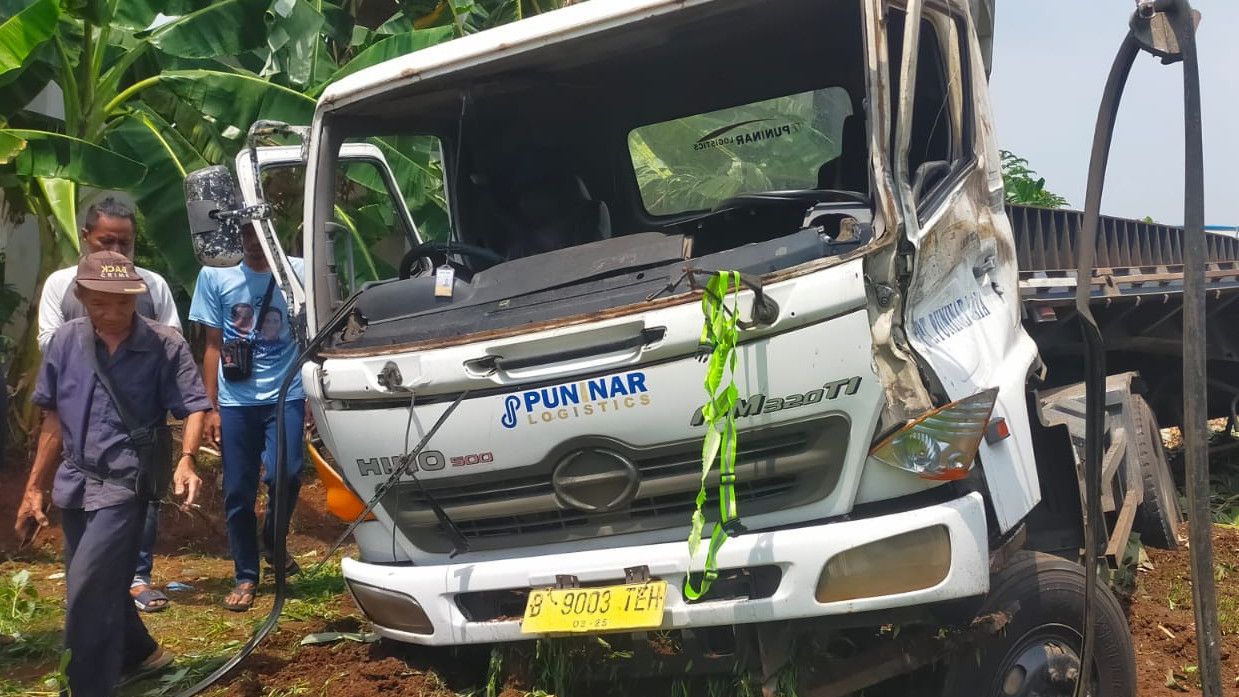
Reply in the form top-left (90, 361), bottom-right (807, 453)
top-left (383, 416), bottom-right (849, 553)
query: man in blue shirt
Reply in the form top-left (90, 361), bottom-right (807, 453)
top-left (14, 252), bottom-right (210, 696)
top-left (189, 223), bottom-right (305, 612)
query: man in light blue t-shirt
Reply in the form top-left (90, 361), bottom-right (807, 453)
top-left (188, 223), bottom-right (304, 612)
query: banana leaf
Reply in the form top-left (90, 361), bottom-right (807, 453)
top-left (319, 1), bottom-right (354, 45)
top-left (0, 0), bottom-right (60, 77)
top-left (112, 0), bottom-right (173, 32)
top-left (0, 58), bottom-right (52, 119)
top-left (1, 129), bottom-right (146, 189)
top-left (62, 0), bottom-right (111, 24)
top-left (106, 114), bottom-right (209, 293)
top-left (312, 25), bottom-right (452, 95)
top-left (36, 176), bottom-right (78, 252)
top-left (0, 129), bottom-right (25, 164)
top-left (162, 0), bottom-right (215, 12)
top-left (153, 70), bottom-right (315, 140)
top-left (371, 136), bottom-right (440, 211)
top-left (261, 0), bottom-right (326, 87)
top-left (138, 85), bottom-right (235, 163)
top-left (145, 0), bottom-right (270, 59)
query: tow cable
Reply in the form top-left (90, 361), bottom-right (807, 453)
top-left (685, 270), bottom-right (746, 600)
top-left (1073, 1), bottom-right (1219, 695)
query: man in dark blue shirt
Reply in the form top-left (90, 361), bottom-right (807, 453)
top-left (14, 251), bottom-right (211, 697)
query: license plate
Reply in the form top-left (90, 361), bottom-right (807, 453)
top-left (520, 580), bottom-right (668, 634)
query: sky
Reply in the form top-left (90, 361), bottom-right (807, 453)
top-left (989, 1), bottom-right (1239, 228)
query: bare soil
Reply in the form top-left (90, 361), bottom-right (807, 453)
top-left (1126, 524), bottom-right (1239, 695)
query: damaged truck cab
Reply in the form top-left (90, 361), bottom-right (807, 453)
top-left (185, 0), bottom-right (1181, 693)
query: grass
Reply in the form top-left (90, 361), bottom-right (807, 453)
top-left (0, 551), bottom-right (365, 697)
top-left (0, 568), bottom-right (64, 686)
top-left (262, 681), bottom-right (311, 697)
top-left (129, 649), bottom-right (236, 697)
top-left (485, 645), bottom-right (503, 697)
top-left (280, 558), bottom-right (347, 623)
top-left (532, 639), bottom-right (575, 697)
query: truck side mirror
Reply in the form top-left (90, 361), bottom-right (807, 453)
top-left (184, 165), bottom-right (245, 267)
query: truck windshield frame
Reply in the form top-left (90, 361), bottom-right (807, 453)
top-left (304, 0), bottom-right (882, 344)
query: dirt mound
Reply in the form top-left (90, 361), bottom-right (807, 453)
top-left (225, 638), bottom-right (491, 697)
top-left (2, 453), bottom-right (344, 558)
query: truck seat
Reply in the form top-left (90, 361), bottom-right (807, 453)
top-left (508, 174), bottom-right (611, 257)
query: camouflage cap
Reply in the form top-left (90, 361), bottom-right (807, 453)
top-left (76, 250), bottom-right (147, 295)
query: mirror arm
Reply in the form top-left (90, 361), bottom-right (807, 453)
top-left (213, 203), bottom-right (274, 223)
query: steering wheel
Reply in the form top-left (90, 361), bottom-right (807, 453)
top-left (398, 241), bottom-right (507, 280)
top-left (713, 189), bottom-right (869, 211)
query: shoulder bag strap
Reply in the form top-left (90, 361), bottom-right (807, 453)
top-left (83, 320), bottom-right (154, 445)
top-left (250, 274), bottom-right (278, 339)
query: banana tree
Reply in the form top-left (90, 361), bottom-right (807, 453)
top-left (0, 0), bottom-right (305, 439)
top-left (0, 0), bottom-right (563, 443)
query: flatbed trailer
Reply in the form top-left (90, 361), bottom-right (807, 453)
top-left (1012, 204), bottom-right (1239, 422)
top-left (1010, 204), bottom-right (1239, 566)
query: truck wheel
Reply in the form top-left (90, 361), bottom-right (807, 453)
top-left (1129, 394), bottom-right (1182, 550)
top-left (942, 552), bottom-right (1135, 697)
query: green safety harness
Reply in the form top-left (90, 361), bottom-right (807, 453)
top-left (684, 270), bottom-right (745, 600)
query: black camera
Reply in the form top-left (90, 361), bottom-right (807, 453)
top-left (221, 338), bottom-right (255, 381)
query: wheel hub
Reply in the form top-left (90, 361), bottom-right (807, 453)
top-left (998, 636), bottom-right (1084, 697)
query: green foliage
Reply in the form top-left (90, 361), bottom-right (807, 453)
top-left (999, 150), bottom-right (1068, 209)
top-left (485, 646), bottom-right (504, 697)
top-left (0, 569), bottom-right (43, 630)
top-left (144, 0), bottom-right (271, 59)
top-left (314, 25), bottom-right (453, 93)
top-left (0, 0), bottom-right (565, 446)
top-left (532, 638), bottom-right (575, 697)
top-left (0, 569), bottom-right (59, 662)
top-left (0, 0), bottom-right (60, 76)
top-left (1207, 433), bottom-right (1239, 527)
top-left (6, 129), bottom-right (146, 189)
top-left (280, 557), bottom-right (347, 622)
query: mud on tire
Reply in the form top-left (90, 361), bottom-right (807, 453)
top-left (942, 551), bottom-right (1136, 697)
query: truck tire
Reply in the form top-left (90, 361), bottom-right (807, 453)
top-left (942, 552), bottom-right (1136, 697)
top-left (1129, 394), bottom-right (1182, 550)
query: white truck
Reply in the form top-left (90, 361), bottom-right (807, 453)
top-left (183, 1), bottom-right (1239, 694)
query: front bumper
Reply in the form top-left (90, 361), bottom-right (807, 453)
top-left (341, 492), bottom-right (990, 645)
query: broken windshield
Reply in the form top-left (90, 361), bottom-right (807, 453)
top-left (629, 87), bottom-right (855, 216)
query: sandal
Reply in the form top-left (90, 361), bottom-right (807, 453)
top-left (264, 554), bottom-right (302, 577)
top-left (222, 581), bottom-right (257, 612)
top-left (131, 585), bottom-right (170, 613)
top-left (118, 646), bottom-right (175, 686)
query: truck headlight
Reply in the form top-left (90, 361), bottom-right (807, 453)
top-left (869, 388), bottom-right (999, 481)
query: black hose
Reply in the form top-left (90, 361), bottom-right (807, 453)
top-left (1164, 1), bottom-right (1222, 693)
top-left (1073, 31), bottom-right (1139, 697)
top-left (1074, 2), bottom-right (1218, 695)
top-left (174, 293), bottom-right (363, 697)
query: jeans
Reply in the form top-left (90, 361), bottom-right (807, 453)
top-left (132, 501), bottom-right (160, 586)
top-left (220, 400), bottom-right (306, 584)
top-left (62, 501), bottom-right (157, 697)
